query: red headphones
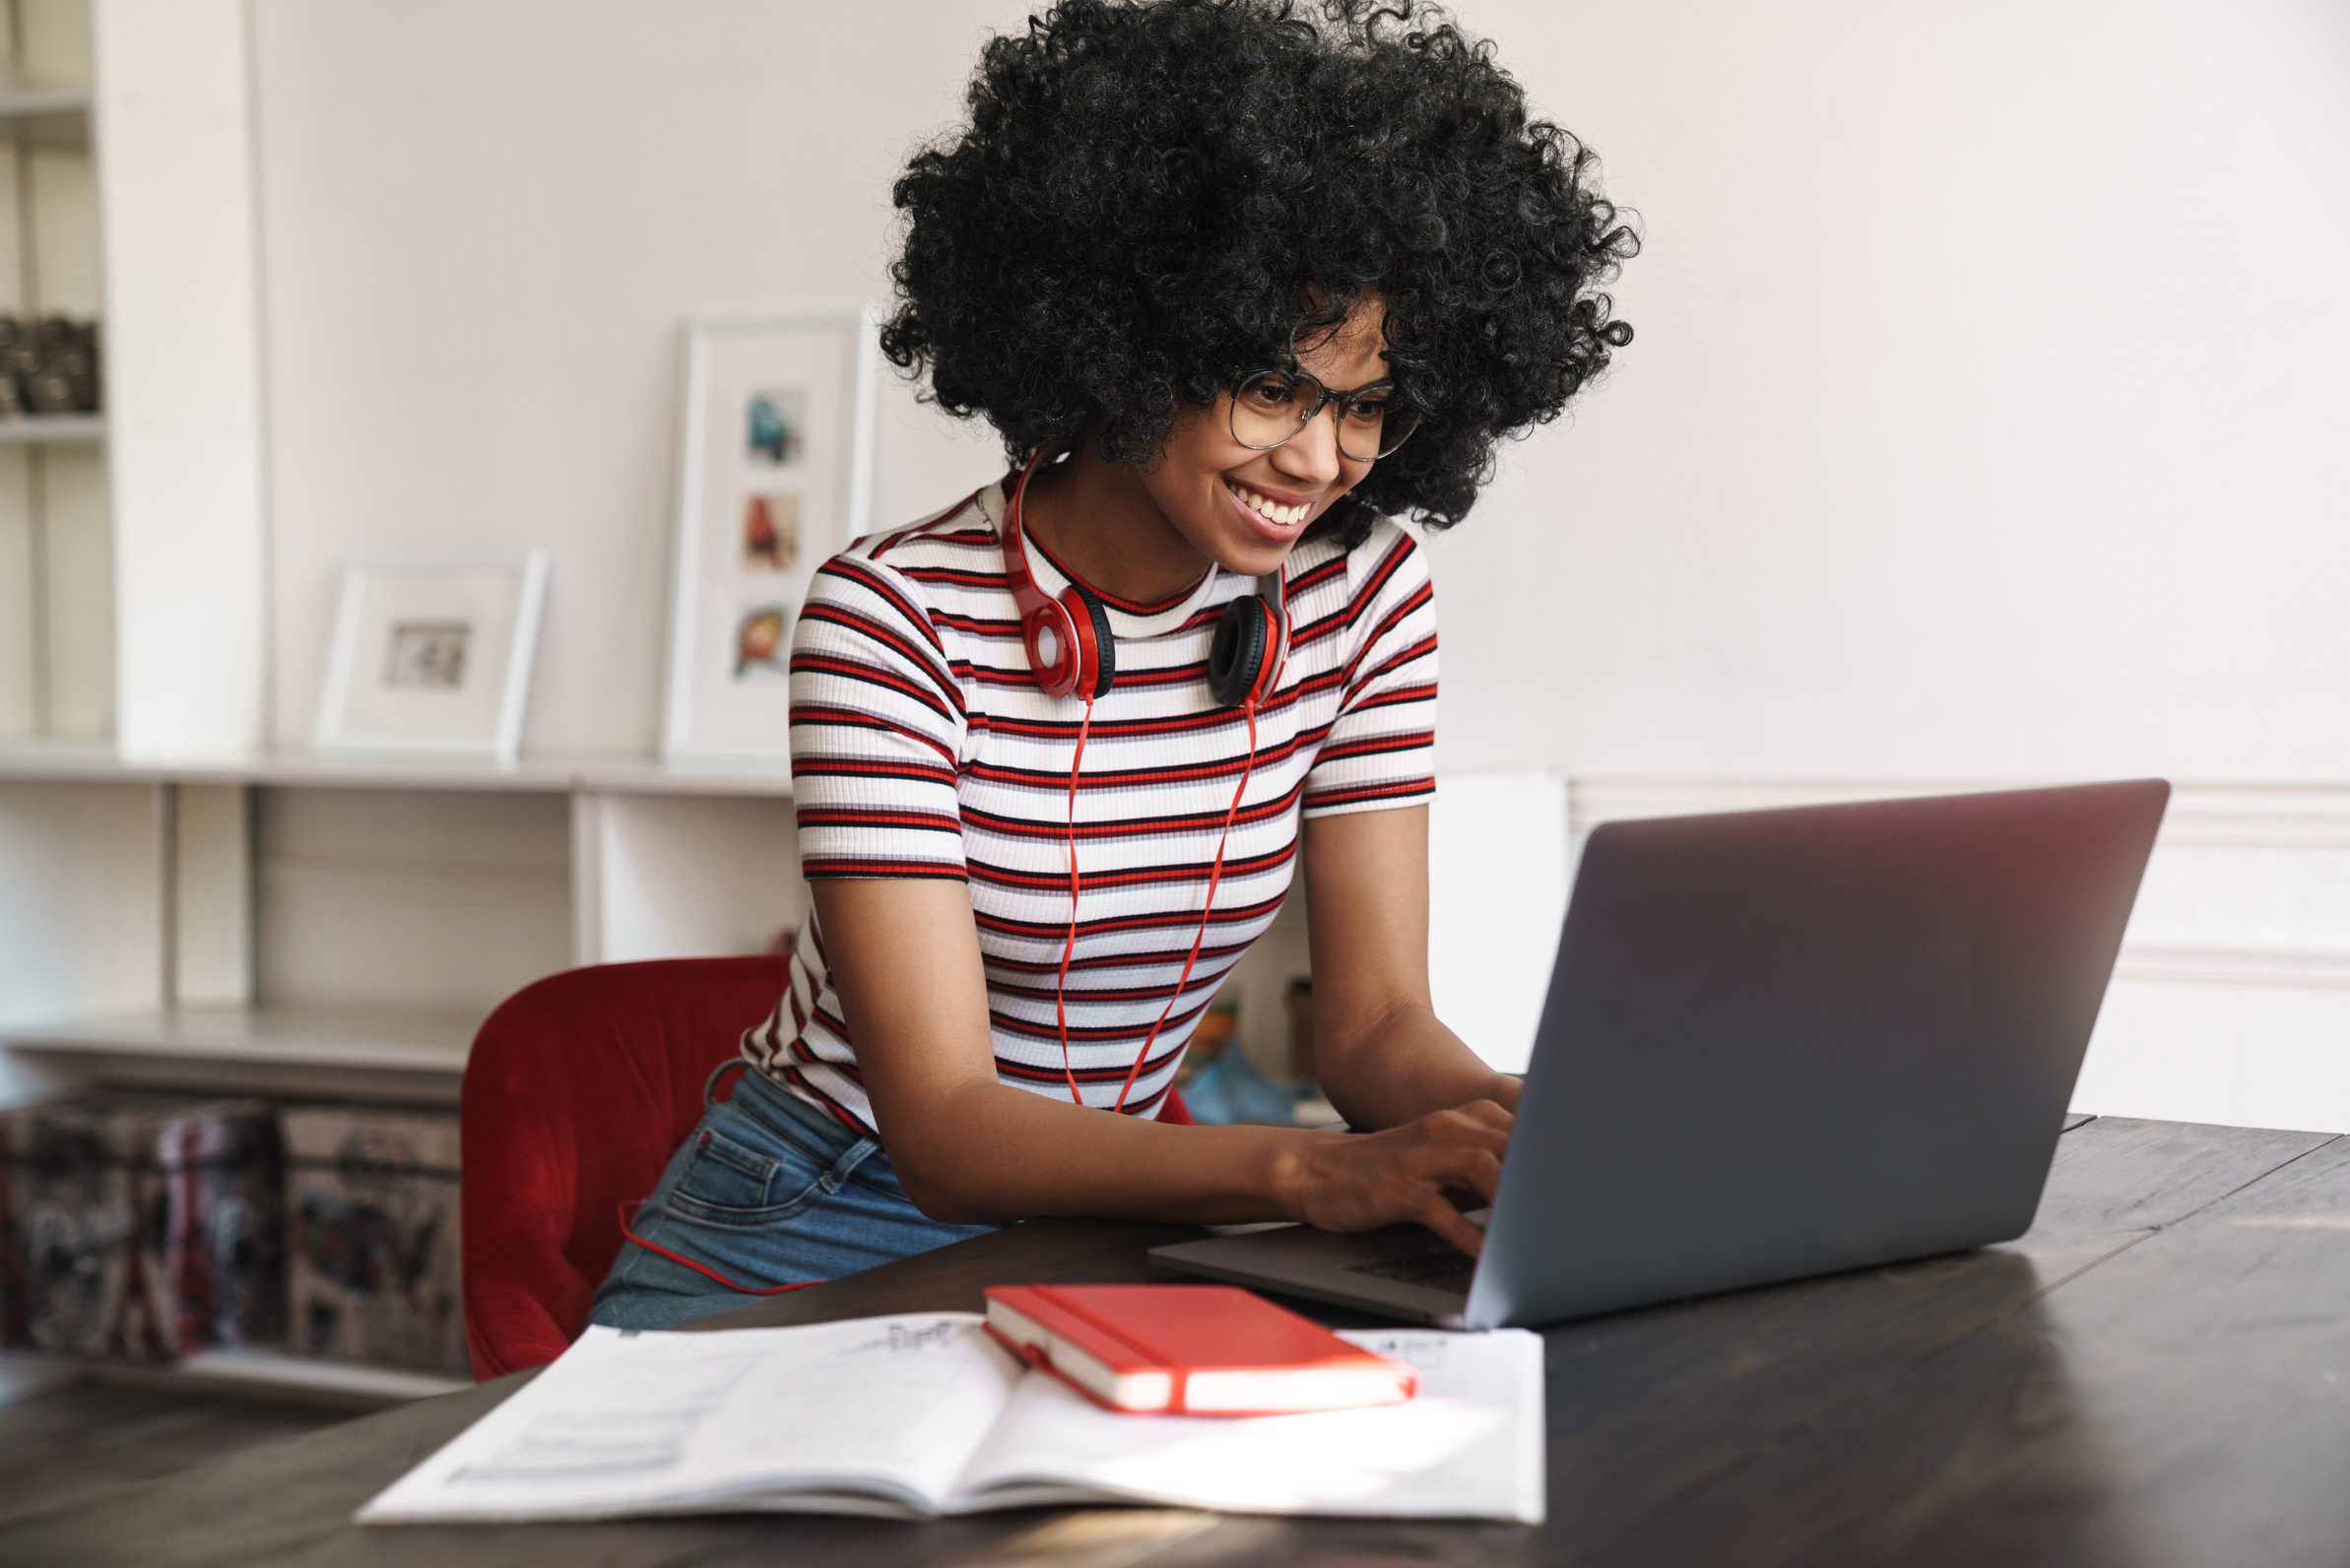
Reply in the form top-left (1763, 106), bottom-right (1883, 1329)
top-left (1004, 443), bottom-right (1291, 1114)
top-left (1004, 445), bottom-right (1288, 713)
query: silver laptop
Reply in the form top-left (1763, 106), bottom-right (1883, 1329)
top-left (1152, 780), bottom-right (2169, 1330)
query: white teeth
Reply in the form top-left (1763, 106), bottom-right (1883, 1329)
top-left (1230, 483), bottom-right (1308, 526)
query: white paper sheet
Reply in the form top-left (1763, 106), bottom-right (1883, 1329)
top-left (359, 1315), bottom-right (1020, 1523)
top-left (948, 1329), bottom-right (1546, 1523)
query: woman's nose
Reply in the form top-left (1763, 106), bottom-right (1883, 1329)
top-left (1273, 404), bottom-right (1343, 485)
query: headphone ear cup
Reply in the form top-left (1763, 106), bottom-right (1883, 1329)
top-left (1062, 586), bottom-right (1117, 699)
top-left (1021, 597), bottom-right (1080, 698)
top-left (1208, 595), bottom-right (1271, 708)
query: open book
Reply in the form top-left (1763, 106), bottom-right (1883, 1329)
top-left (359, 1313), bottom-right (1544, 1524)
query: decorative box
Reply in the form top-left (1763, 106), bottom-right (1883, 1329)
top-left (282, 1106), bottom-right (466, 1375)
top-left (0, 1094), bottom-right (284, 1360)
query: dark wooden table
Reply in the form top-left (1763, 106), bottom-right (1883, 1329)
top-left (5, 1115), bottom-right (2348, 1567)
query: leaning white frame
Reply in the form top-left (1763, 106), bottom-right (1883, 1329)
top-left (310, 551), bottom-right (551, 767)
top-left (661, 304), bottom-right (881, 765)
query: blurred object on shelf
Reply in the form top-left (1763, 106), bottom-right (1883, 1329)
top-left (163, 1100), bottom-right (290, 1356)
top-left (0, 1096), bottom-right (149, 1358)
top-left (0, 315), bottom-right (102, 417)
top-left (1284, 976), bottom-right (1315, 1083)
top-left (1174, 995), bottom-right (1239, 1088)
top-left (0, 1094), bottom-right (284, 1362)
top-left (284, 1106), bottom-right (467, 1376)
top-left (1184, 1043), bottom-right (1306, 1126)
top-left (766, 924), bottom-right (799, 955)
top-left (1178, 994), bottom-right (1305, 1126)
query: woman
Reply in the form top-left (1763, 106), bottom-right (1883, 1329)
top-left (593, 0), bottom-right (1635, 1330)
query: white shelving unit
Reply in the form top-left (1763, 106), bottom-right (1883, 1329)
top-left (0, 744), bottom-right (808, 1408)
top-left (4, 1006), bottom-right (477, 1103)
top-left (171, 1345), bottom-right (469, 1405)
top-left (0, 746), bottom-right (800, 795)
top-left (0, 0), bottom-right (809, 1393)
top-left (0, 0), bottom-right (267, 758)
top-left (0, 5), bottom-right (808, 1124)
top-left (0, 751), bottom-right (807, 1108)
top-left (3, 1344), bottom-right (471, 1409)
top-left (0, 0), bottom-right (818, 1408)
top-left (0, 4), bottom-right (103, 747)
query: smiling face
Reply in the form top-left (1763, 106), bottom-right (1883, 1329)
top-left (1140, 297), bottom-right (1390, 579)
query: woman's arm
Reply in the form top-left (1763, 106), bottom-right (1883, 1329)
top-left (1302, 805), bottom-right (1524, 1130)
top-left (818, 875), bottom-right (1509, 1254)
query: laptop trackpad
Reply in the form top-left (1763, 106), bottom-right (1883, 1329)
top-left (1150, 1222), bottom-right (1477, 1326)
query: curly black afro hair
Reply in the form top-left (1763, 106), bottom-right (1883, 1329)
top-left (881, 0), bottom-right (1638, 535)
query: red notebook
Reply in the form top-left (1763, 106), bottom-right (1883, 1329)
top-left (982, 1283), bottom-right (1417, 1416)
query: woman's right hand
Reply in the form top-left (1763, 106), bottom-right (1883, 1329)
top-left (1275, 1100), bottom-right (1514, 1257)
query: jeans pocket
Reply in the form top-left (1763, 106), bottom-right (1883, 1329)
top-left (667, 1124), bottom-right (829, 1225)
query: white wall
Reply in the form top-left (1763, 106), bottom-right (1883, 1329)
top-left (1434, 0), bottom-right (2350, 784)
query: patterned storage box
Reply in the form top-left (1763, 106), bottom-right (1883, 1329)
top-left (282, 1106), bottom-right (466, 1375)
top-left (0, 1094), bottom-right (284, 1361)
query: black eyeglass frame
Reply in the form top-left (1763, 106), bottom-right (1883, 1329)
top-left (1226, 367), bottom-right (1422, 463)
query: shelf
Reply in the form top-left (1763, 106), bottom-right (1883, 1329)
top-left (0, 747), bottom-right (795, 797)
top-left (579, 756), bottom-right (800, 797)
top-left (174, 1346), bottom-right (469, 1405)
top-left (4, 1007), bottom-right (475, 1075)
top-left (0, 85), bottom-right (90, 117)
top-left (1, 1019), bottom-right (477, 1406)
top-left (3, 1347), bottom-right (468, 1410)
top-left (0, 84), bottom-right (89, 151)
top-left (0, 414), bottom-right (103, 443)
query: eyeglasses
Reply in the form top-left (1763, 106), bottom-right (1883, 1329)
top-left (1228, 368), bottom-right (1421, 462)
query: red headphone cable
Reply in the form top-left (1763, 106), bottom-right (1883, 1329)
top-left (1056, 693), bottom-right (1097, 1104)
top-left (1110, 704), bottom-right (1260, 1115)
top-left (618, 1201), bottom-right (819, 1296)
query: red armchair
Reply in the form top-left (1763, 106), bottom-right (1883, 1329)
top-left (459, 956), bottom-right (1194, 1381)
top-left (460, 956), bottom-right (789, 1380)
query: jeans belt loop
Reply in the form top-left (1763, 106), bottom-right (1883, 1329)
top-left (703, 1058), bottom-right (751, 1107)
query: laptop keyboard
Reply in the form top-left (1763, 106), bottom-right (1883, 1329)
top-left (1344, 1250), bottom-right (1476, 1294)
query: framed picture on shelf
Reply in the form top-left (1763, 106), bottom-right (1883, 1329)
top-left (311, 553), bottom-right (550, 766)
top-left (662, 305), bottom-right (880, 764)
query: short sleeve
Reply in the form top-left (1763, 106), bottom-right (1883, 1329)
top-left (1301, 522), bottom-right (1438, 818)
top-left (788, 553), bottom-right (970, 880)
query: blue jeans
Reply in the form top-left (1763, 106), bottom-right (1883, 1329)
top-left (588, 1063), bottom-right (998, 1331)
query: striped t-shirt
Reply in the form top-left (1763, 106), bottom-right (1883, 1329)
top-left (744, 478), bottom-right (1438, 1133)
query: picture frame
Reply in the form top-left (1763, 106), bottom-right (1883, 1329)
top-left (310, 553), bottom-right (551, 767)
top-left (661, 305), bottom-right (880, 764)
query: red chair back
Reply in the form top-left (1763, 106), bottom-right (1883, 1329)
top-left (460, 956), bottom-right (788, 1380)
